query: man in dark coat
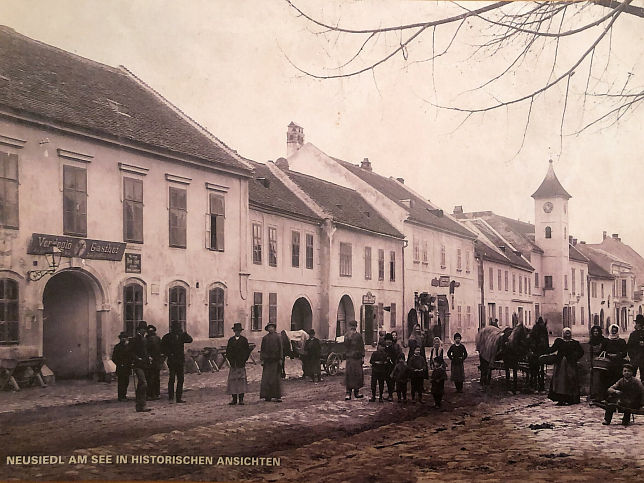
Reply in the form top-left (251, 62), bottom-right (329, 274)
top-left (145, 325), bottom-right (163, 400)
top-left (383, 333), bottom-right (397, 401)
top-left (131, 321), bottom-right (151, 412)
top-left (627, 314), bottom-right (644, 380)
top-left (303, 328), bottom-right (322, 382)
top-left (344, 320), bottom-right (365, 400)
top-left (260, 321), bottom-right (283, 402)
top-left (226, 322), bottom-right (251, 405)
top-left (161, 320), bottom-right (193, 403)
top-left (111, 332), bottom-right (132, 401)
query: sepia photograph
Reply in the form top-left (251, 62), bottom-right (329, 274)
top-left (0, 0), bottom-right (643, 481)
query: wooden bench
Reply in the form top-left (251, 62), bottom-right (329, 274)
top-left (0, 357), bottom-right (47, 391)
top-left (591, 400), bottom-right (644, 422)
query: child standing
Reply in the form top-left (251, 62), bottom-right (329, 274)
top-left (408, 346), bottom-right (427, 403)
top-left (447, 332), bottom-right (468, 393)
top-left (391, 354), bottom-right (409, 403)
top-left (429, 337), bottom-right (444, 370)
top-left (431, 356), bottom-right (447, 408)
top-left (369, 345), bottom-right (389, 402)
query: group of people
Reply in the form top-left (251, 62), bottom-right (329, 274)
top-left (111, 320), bottom-right (193, 412)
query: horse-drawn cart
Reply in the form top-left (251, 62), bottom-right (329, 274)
top-left (319, 338), bottom-right (346, 375)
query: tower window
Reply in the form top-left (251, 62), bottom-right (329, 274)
top-left (545, 226), bottom-right (552, 239)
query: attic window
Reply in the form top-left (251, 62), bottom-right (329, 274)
top-left (106, 99), bottom-right (131, 117)
top-left (256, 177), bottom-right (270, 188)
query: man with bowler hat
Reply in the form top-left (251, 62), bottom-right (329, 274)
top-left (226, 322), bottom-right (251, 405)
top-left (260, 321), bottom-right (283, 402)
top-left (132, 321), bottom-right (151, 412)
top-left (162, 320), bottom-right (193, 403)
top-left (145, 325), bottom-right (163, 400)
top-left (627, 314), bottom-right (644, 380)
top-left (111, 331), bottom-right (132, 401)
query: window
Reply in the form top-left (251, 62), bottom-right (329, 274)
top-left (581, 309), bottom-right (585, 325)
top-left (466, 306), bottom-right (471, 327)
top-left (512, 274), bottom-right (516, 292)
top-left (457, 249), bottom-right (462, 271)
top-left (505, 271), bottom-right (509, 291)
top-left (378, 249), bottom-right (385, 280)
top-left (535, 272), bottom-right (540, 288)
top-left (251, 292), bottom-right (263, 331)
top-left (601, 283), bottom-right (604, 299)
top-left (0, 279), bottom-right (19, 344)
top-left (268, 227), bottom-right (277, 267)
top-left (564, 274), bottom-right (568, 290)
top-left (498, 270), bottom-right (502, 291)
top-left (306, 234), bottom-right (314, 269)
top-left (208, 287), bottom-right (224, 338)
top-left (571, 268), bottom-right (576, 295)
top-left (505, 306), bottom-right (509, 324)
top-left (123, 283), bottom-right (144, 337)
top-left (528, 278), bottom-right (531, 295)
top-left (168, 186), bottom-right (187, 248)
top-left (340, 243), bottom-right (352, 277)
top-left (622, 279), bottom-right (627, 297)
top-left (252, 223), bottom-right (262, 264)
top-left (423, 241), bottom-right (429, 264)
top-left (123, 177), bottom-right (143, 243)
top-left (63, 165), bottom-right (87, 236)
top-left (208, 193), bottom-right (225, 251)
top-left (389, 251), bottom-right (396, 282)
top-left (545, 226), bottom-right (552, 239)
top-left (413, 238), bottom-right (420, 262)
top-left (389, 303), bottom-right (396, 328)
top-left (525, 277), bottom-right (528, 295)
top-left (364, 246), bottom-right (372, 280)
top-left (292, 231), bottom-right (300, 267)
top-left (269, 293), bottom-right (277, 326)
top-left (0, 152), bottom-right (19, 229)
top-left (545, 276), bottom-right (553, 289)
top-left (457, 305), bottom-right (462, 325)
top-left (519, 275), bottom-right (522, 294)
top-left (592, 282), bottom-right (597, 298)
top-left (489, 267), bottom-right (494, 290)
top-left (169, 286), bottom-right (187, 331)
top-left (498, 306), bottom-right (502, 324)
top-left (465, 251), bottom-right (470, 272)
top-left (440, 245), bottom-right (446, 268)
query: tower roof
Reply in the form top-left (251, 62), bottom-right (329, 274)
top-left (531, 160), bottom-right (571, 200)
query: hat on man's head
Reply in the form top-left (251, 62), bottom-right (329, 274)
top-left (136, 320), bottom-right (148, 331)
top-left (384, 333), bottom-right (393, 341)
top-left (264, 321), bottom-right (276, 331)
top-left (147, 325), bottom-right (156, 332)
top-left (307, 328), bottom-right (315, 336)
top-left (636, 314), bottom-right (644, 326)
top-left (453, 332), bottom-right (462, 339)
top-left (118, 331), bottom-right (128, 339)
top-left (623, 363), bottom-right (635, 372)
top-left (348, 320), bottom-right (358, 328)
top-left (232, 322), bottom-right (244, 332)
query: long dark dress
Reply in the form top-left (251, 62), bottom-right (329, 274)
top-left (344, 330), bottom-right (365, 391)
top-left (546, 338), bottom-right (584, 404)
top-left (303, 337), bottom-right (322, 378)
top-left (260, 331), bottom-right (283, 400)
top-left (447, 343), bottom-right (468, 383)
top-left (589, 333), bottom-right (606, 401)
top-left (226, 335), bottom-right (250, 395)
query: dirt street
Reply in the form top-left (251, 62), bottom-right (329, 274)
top-left (0, 354), bottom-right (642, 482)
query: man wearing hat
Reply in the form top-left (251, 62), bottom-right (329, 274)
top-left (111, 331), bottom-right (132, 402)
top-left (260, 321), bottom-right (283, 402)
top-left (226, 322), bottom-right (251, 405)
top-left (303, 328), bottom-right (322, 383)
top-left (145, 325), bottom-right (163, 400)
top-left (603, 363), bottom-right (644, 426)
top-left (132, 321), bottom-right (152, 412)
top-left (344, 320), bottom-right (365, 400)
top-left (161, 320), bottom-right (193, 403)
top-left (627, 314), bottom-right (644, 380)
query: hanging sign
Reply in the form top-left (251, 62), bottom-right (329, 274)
top-left (439, 276), bottom-right (451, 287)
top-left (28, 233), bottom-right (126, 261)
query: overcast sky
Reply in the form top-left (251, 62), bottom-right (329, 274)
top-left (2, 1), bottom-right (643, 253)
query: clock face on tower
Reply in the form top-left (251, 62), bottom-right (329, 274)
top-left (543, 202), bottom-right (553, 213)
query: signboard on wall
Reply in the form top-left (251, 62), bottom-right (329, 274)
top-left (125, 253), bottom-right (141, 273)
top-left (439, 276), bottom-right (450, 287)
top-left (362, 291), bottom-right (376, 305)
top-left (28, 233), bottom-right (126, 261)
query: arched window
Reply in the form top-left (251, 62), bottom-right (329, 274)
top-left (169, 286), bottom-right (187, 331)
top-left (209, 287), bottom-right (225, 338)
top-left (123, 283), bottom-right (144, 337)
top-left (545, 226), bottom-right (552, 239)
top-left (0, 278), bottom-right (19, 345)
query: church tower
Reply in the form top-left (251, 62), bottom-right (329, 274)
top-left (532, 160), bottom-right (572, 333)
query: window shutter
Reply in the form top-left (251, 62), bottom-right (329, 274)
top-left (215, 215), bottom-right (224, 251)
top-left (205, 212), bottom-right (211, 249)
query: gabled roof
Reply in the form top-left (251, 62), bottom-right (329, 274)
top-left (284, 170), bottom-right (403, 238)
top-left (569, 244), bottom-right (589, 263)
top-left (333, 159), bottom-right (475, 239)
top-left (0, 26), bottom-right (250, 173)
top-left (474, 238), bottom-right (511, 265)
top-left (587, 236), bottom-right (644, 279)
top-left (576, 244), bottom-right (629, 279)
top-left (462, 218), bottom-right (534, 271)
top-left (531, 160), bottom-right (571, 199)
top-left (248, 161), bottom-right (320, 221)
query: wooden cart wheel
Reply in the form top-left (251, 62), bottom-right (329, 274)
top-left (326, 353), bottom-right (341, 376)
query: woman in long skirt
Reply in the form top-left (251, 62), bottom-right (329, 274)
top-left (545, 327), bottom-right (584, 405)
top-left (260, 322), bottom-right (283, 402)
top-left (226, 322), bottom-right (250, 405)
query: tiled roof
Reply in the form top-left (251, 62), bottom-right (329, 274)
top-left (474, 239), bottom-right (510, 265)
top-left (588, 237), bottom-right (644, 278)
top-left (285, 170), bottom-right (403, 238)
top-left (334, 159), bottom-right (475, 239)
top-left (466, 219), bottom-right (534, 271)
top-left (569, 244), bottom-right (589, 263)
top-left (248, 161), bottom-right (320, 221)
top-left (0, 26), bottom-right (250, 173)
top-left (531, 161), bottom-right (571, 199)
top-left (576, 244), bottom-right (628, 278)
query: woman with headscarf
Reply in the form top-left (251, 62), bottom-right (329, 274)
top-left (544, 327), bottom-right (584, 405)
top-left (600, 324), bottom-right (627, 388)
top-left (589, 325), bottom-right (607, 402)
top-left (407, 324), bottom-right (426, 362)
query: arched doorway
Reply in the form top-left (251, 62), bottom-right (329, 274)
top-left (336, 295), bottom-right (355, 338)
top-left (291, 297), bottom-right (312, 331)
top-left (43, 271), bottom-right (97, 378)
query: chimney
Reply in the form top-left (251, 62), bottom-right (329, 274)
top-left (499, 245), bottom-right (506, 252)
top-left (286, 122), bottom-right (304, 157)
top-left (568, 235), bottom-right (573, 245)
top-left (429, 209), bottom-right (443, 217)
top-left (453, 205), bottom-right (463, 215)
top-left (360, 158), bottom-right (372, 171)
top-left (572, 238), bottom-right (577, 246)
top-left (580, 241), bottom-right (586, 244)
top-left (396, 177), bottom-right (404, 184)
top-left (275, 157), bottom-right (289, 171)
top-left (603, 231), bottom-right (607, 240)
top-left (612, 233), bottom-right (620, 242)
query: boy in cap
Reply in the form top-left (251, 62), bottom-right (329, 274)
top-left (111, 332), bottom-right (132, 401)
top-left (260, 321), bottom-right (283, 402)
top-left (627, 314), bottom-right (644, 380)
top-left (226, 322), bottom-right (251, 405)
top-left (145, 325), bottom-right (163, 400)
top-left (602, 363), bottom-right (644, 426)
top-left (369, 341), bottom-right (389, 402)
top-left (303, 329), bottom-right (322, 382)
top-left (391, 353), bottom-right (409, 403)
top-left (161, 320), bottom-right (193, 403)
top-left (431, 356), bottom-right (447, 408)
top-left (408, 346), bottom-right (427, 403)
top-left (447, 333), bottom-right (468, 393)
